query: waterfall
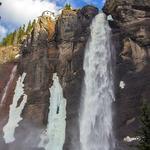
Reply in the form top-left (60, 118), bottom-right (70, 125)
top-left (80, 13), bottom-right (115, 150)
top-left (3, 72), bottom-right (27, 143)
top-left (0, 65), bottom-right (17, 106)
top-left (39, 73), bottom-right (66, 150)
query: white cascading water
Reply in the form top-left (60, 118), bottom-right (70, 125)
top-left (0, 65), bottom-right (17, 106)
top-left (80, 13), bottom-right (115, 150)
top-left (39, 73), bottom-right (66, 150)
top-left (3, 72), bottom-right (27, 143)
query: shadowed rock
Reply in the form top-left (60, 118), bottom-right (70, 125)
top-left (103, 1), bottom-right (150, 150)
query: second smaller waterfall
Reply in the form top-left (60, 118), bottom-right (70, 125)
top-left (39, 73), bottom-right (66, 150)
top-left (0, 65), bottom-right (17, 106)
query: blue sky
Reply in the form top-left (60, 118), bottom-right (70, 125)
top-left (0, 0), bottom-right (105, 40)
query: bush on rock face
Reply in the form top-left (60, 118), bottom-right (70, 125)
top-left (0, 20), bottom-right (35, 47)
top-left (138, 102), bottom-right (150, 150)
top-left (0, 46), bottom-right (19, 64)
top-left (65, 3), bottom-right (72, 10)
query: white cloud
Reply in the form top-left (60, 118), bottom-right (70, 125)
top-left (82, 0), bottom-right (105, 4)
top-left (102, 0), bottom-right (106, 4)
top-left (0, 25), bottom-right (8, 40)
top-left (0, 0), bottom-right (58, 25)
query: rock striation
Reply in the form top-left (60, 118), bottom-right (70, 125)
top-left (20, 15), bottom-right (56, 126)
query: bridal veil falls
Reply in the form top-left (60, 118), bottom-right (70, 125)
top-left (80, 12), bottom-right (115, 150)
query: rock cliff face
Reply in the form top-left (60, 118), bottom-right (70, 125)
top-left (0, 1), bottom-right (149, 150)
top-left (56, 7), bottom-right (98, 150)
top-left (17, 5), bottom-right (98, 150)
top-left (103, 0), bottom-right (150, 149)
top-left (20, 15), bottom-right (56, 126)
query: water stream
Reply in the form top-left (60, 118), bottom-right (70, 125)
top-left (0, 65), bottom-right (17, 106)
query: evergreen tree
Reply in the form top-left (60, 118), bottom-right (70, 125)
top-left (26, 21), bottom-right (32, 34)
top-left (17, 27), bottom-right (22, 43)
top-left (13, 30), bottom-right (19, 45)
top-left (22, 24), bottom-right (26, 33)
top-left (65, 3), bottom-right (72, 10)
top-left (18, 25), bottom-right (26, 43)
top-left (32, 19), bottom-right (36, 28)
top-left (138, 102), bottom-right (150, 150)
top-left (0, 20), bottom-right (35, 46)
top-left (1, 32), bottom-right (14, 46)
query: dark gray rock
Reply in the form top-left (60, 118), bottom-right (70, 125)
top-left (15, 5), bottom-right (98, 150)
top-left (56, 6), bottom-right (98, 150)
top-left (103, 0), bottom-right (150, 150)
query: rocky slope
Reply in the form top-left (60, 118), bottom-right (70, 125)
top-left (103, 0), bottom-right (150, 149)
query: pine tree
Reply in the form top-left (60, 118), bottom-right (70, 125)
top-left (0, 20), bottom-right (35, 46)
top-left (32, 19), bottom-right (36, 27)
top-left (18, 26), bottom-right (25, 43)
top-left (26, 21), bottom-right (32, 34)
top-left (22, 24), bottom-right (26, 33)
top-left (13, 30), bottom-right (19, 45)
top-left (65, 3), bottom-right (72, 10)
top-left (1, 32), bottom-right (14, 46)
top-left (138, 102), bottom-right (150, 150)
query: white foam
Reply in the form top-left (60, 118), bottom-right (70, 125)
top-left (107, 15), bottom-right (113, 21)
top-left (120, 81), bottom-right (125, 89)
top-left (123, 136), bottom-right (140, 142)
top-left (80, 13), bottom-right (115, 150)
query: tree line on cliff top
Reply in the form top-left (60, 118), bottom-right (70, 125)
top-left (0, 3), bottom-right (73, 47)
top-left (0, 20), bottom-right (36, 47)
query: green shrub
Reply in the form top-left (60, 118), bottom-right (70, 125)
top-left (65, 3), bottom-right (72, 10)
top-left (137, 102), bottom-right (150, 150)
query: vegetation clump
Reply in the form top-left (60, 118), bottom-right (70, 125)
top-left (137, 102), bottom-right (150, 150)
top-left (0, 46), bottom-right (19, 64)
top-left (0, 20), bottom-right (36, 46)
top-left (65, 3), bottom-right (72, 10)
